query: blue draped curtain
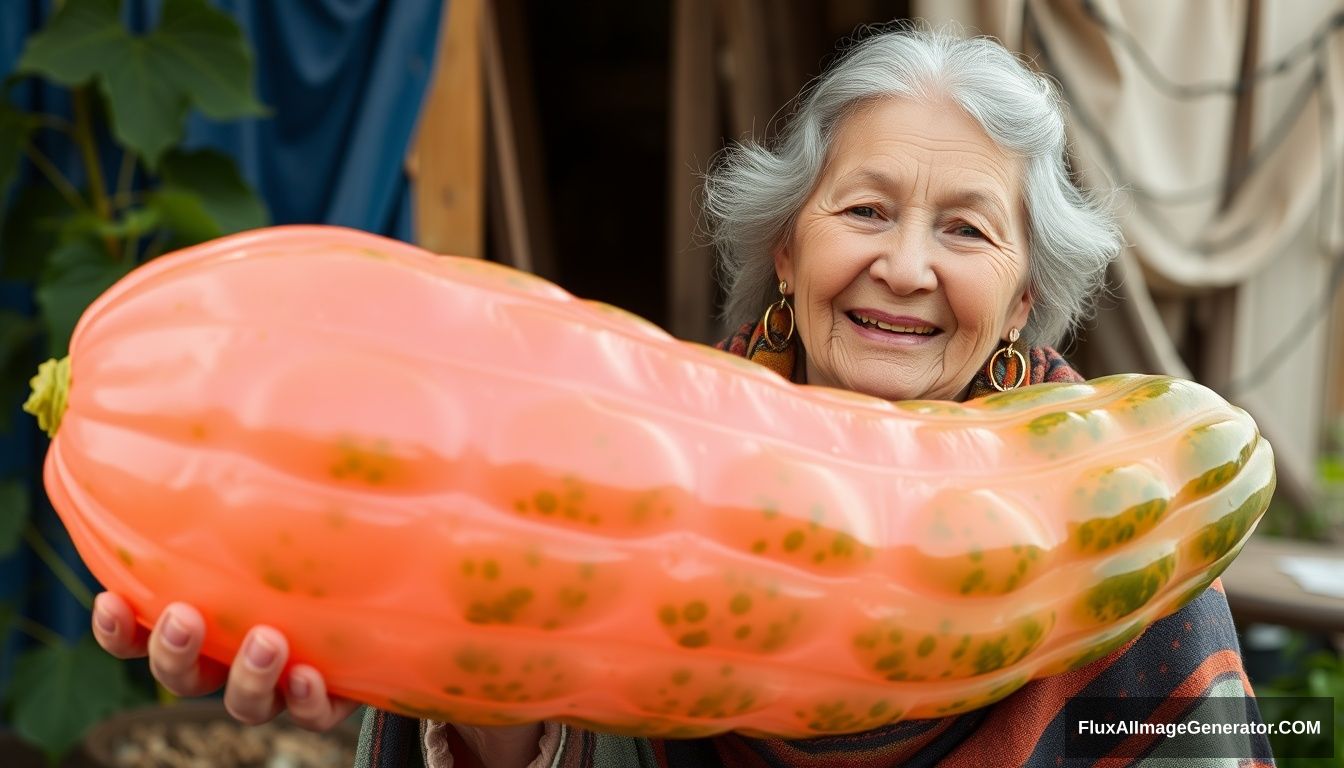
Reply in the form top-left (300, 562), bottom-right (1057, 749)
top-left (187, 0), bottom-right (443, 237)
top-left (0, 0), bottom-right (443, 688)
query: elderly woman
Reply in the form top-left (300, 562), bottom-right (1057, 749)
top-left (91, 27), bottom-right (1266, 768)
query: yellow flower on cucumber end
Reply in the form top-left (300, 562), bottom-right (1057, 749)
top-left (23, 356), bottom-right (71, 438)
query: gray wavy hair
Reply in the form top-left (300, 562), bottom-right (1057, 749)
top-left (704, 26), bottom-right (1123, 349)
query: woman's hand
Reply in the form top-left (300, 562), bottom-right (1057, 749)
top-left (91, 592), bottom-right (360, 731)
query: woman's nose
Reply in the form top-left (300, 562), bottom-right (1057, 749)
top-left (868, 227), bottom-right (938, 294)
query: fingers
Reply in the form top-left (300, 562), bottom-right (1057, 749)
top-left (225, 630), bottom-right (357, 730)
top-left (96, 596), bottom-right (229, 699)
top-left (92, 592), bottom-right (149, 659)
top-left (283, 664), bottom-right (363, 731)
top-left (95, 595), bottom-right (351, 731)
top-left (223, 626), bottom-right (288, 725)
top-left (147, 602), bottom-right (229, 697)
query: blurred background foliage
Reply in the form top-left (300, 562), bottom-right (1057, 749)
top-left (0, 0), bottom-right (268, 759)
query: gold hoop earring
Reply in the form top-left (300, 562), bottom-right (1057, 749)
top-left (989, 328), bottom-right (1026, 391)
top-left (760, 280), bottom-right (795, 352)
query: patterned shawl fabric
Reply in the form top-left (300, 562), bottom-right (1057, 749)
top-left (356, 321), bottom-right (1273, 768)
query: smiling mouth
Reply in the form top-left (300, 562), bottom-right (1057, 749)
top-left (847, 312), bottom-right (941, 336)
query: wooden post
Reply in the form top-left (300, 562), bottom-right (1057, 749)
top-left (1327, 260), bottom-right (1344, 437)
top-left (719, 0), bottom-right (777, 140)
top-left (666, 0), bottom-right (722, 342)
top-left (408, 0), bottom-right (484, 258)
top-left (483, 0), bottom-right (556, 278)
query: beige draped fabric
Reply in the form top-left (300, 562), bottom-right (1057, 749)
top-left (915, 0), bottom-right (1344, 510)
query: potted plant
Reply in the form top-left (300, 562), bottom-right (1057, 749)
top-left (0, 0), bottom-right (271, 761)
top-left (1252, 630), bottom-right (1344, 767)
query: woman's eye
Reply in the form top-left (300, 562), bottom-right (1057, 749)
top-left (953, 223), bottom-right (984, 238)
top-left (848, 206), bottom-right (879, 219)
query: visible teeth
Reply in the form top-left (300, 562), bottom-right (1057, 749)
top-left (852, 313), bottom-right (935, 335)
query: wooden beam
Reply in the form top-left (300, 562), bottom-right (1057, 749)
top-left (1327, 261), bottom-right (1344, 432)
top-left (666, 0), bottom-right (721, 342)
top-left (719, 0), bottom-right (777, 140)
top-left (483, 0), bottom-right (556, 279)
top-left (408, 0), bottom-right (484, 258)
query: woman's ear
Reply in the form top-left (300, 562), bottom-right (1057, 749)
top-left (772, 242), bottom-right (795, 289)
top-left (1006, 286), bottom-right (1033, 337)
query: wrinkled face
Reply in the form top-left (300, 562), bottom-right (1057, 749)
top-left (774, 96), bottom-right (1034, 402)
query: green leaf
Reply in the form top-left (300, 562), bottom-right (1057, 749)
top-left (1319, 455), bottom-right (1344, 485)
top-left (48, 207), bottom-right (160, 243)
top-left (150, 0), bottom-right (267, 119)
top-left (16, 0), bottom-right (129, 88)
top-left (1307, 666), bottom-right (1341, 699)
top-left (58, 211), bottom-right (116, 242)
top-left (1, 185), bottom-right (78, 281)
top-left (146, 188), bottom-right (221, 248)
top-left (0, 105), bottom-right (34, 197)
top-left (19, 0), bottom-right (187, 168)
top-left (18, 0), bottom-right (263, 169)
top-left (99, 40), bottom-right (189, 169)
top-left (36, 238), bottom-right (132, 358)
top-left (160, 148), bottom-right (268, 235)
top-left (98, 206), bottom-right (160, 239)
top-left (0, 480), bottom-right (28, 557)
top-left (11, 637), bottom-right (135, 758)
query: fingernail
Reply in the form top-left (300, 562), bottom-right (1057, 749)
top-left (289, 673), bottom-right (310, 699)
top-left (161, 614), bottom-right (189, 650)
top-left (95, 609), bottom-right (117, 635)
top-left (246, 634), bottom-right (277, 670)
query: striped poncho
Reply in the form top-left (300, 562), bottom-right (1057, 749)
top-left (354, 322), bottom-right (1273, 768)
